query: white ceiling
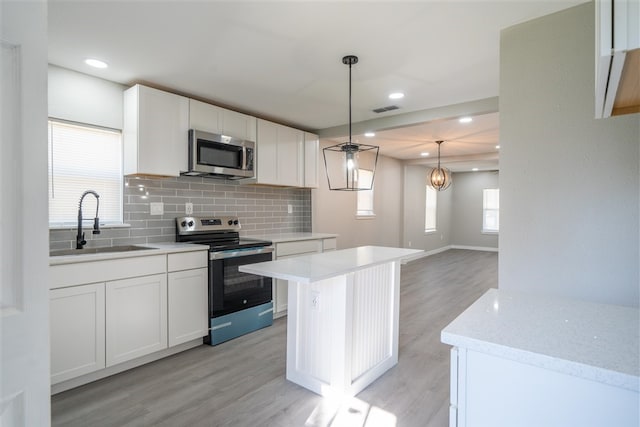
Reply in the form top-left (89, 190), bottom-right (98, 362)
top-left (48, 0), bottom-right (587, 171)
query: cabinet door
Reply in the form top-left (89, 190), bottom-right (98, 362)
top-left (168, 268), bottom-right (208, 347)
top-left (222, 109), bottom-right (257, 142)
top-left (256, 119), bottom-right (279, 185)
top-left (304, 132), bottom-right (319, 188)
top-left (50, 283), bottom-right (105, 384)
top-left (189, 99), bottom-right (222, 134)
top-left (124, 84), bottom-right (189, 176)
top-left (277, 125), bottom-right (304, 187)
top-left (106, 273), bottom-right (167, 367)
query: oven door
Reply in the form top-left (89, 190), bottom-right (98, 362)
top-left (209, 247), bottom-right (273, 318)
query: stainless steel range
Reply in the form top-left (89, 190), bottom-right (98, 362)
top-left (176, 216), bottom-right (273, 345)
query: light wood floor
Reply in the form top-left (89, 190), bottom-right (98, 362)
top-left (51, 249), bottom-right (497, 427)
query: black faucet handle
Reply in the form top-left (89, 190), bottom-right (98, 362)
top-left (80, 232), bottom-right (87, 246)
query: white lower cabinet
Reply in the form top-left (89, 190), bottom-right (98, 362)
top-left (105, 273), bottom-right (168, 367)
top-left (449, 347), bottom-right (639, 427)
top-left (272, 237), bottom-right (338, 318)
top-left (50, 283), bottom-right (105, 384)
top-left (168, 268), bottom-right (208, 346)
top-left (50, 249), bottom-right (209, 389)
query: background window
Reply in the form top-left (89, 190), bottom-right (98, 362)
top-left (425, 185), bottom-right (437, 232)
top-left (482, 188), bottom-right (500, 232)
top-left (356, 169), bottom-right (375, 216)
top-left (48, 120), bottom-right (123, 226)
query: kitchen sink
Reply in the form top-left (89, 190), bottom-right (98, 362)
top-left (50, 245), bottom-right (154, 257)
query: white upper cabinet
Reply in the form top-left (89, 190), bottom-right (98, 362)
top-left (304, 132), bottom-right (319, 188)
top-left (595, 0), bottom-right (640, 118)
top-left (189, 99), bottom-right (257, 141)
top-left (123, 84), bottom-right (189, 176)
top-left (255, 119), bottom-right (304, 187)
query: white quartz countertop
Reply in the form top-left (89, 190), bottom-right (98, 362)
top-left (441, 288), bottom-right (640, 391)
top-left (239, 245), bottom-right (424, 284)
top-left (248, 232), bottom-right (339, 244)
top-left (49, 242), bottom-right (209, 265)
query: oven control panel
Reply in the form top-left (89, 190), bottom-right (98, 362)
top-left (176, 216), bottom-right (241, 234)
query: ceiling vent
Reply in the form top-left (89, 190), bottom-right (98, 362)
top-left (372, 105), bottom-right (400, 113)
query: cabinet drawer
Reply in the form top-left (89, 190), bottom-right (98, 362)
top-left (50, 255), bottom-right (166, 289)
top-left (167, 250), bottom-right (208, 272)
top-left (322, 238), bottom-right (337, 251)
top-left (276, 240), bottom-right (321, 257)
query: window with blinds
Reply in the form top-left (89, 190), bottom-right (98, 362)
top-left (425, 185), bottom-right (437, 232)
top-left (482, 188), bottom-right (500, 233)
top-left (356, 169), bottom-right (375, 217)
top-left (48, 120), bottom-right (123, 226)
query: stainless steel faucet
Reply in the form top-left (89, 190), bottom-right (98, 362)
top-left (76, 190), bottom-right (101, 249)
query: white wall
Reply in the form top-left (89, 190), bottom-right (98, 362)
top-left (312, 142), bottom-right (403, 249)
top-left (1, 1), bottom-right (51, 424)
top-left (48, 65), bottom-right (126, 129)
top-left (402, 165), bottom-right (452, 252)
top-left (499, 2), bottom-right (639, 306)
top-left (451, 171), bottom-right (499, 250)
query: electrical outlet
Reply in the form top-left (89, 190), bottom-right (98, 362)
top-left (408, 241), bottom-right (412, 247)
top-left (311, 291), bottom-right (320, 311)
top-left (150, 202), bottom-right (164, 215)
top-left (185, 203), bottom-right (193, 215)
top-left (288, 204), bottom-right (293, 214)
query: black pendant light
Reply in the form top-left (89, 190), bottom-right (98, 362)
top-left (323, 55), bottom-right (379, 191)
top-left (429, 140), bottom-right (452, 191)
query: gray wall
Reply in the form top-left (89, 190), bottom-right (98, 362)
top-left (312, 145), bottom-right (403, 249)
top-left (402, 165), bottom-right (453, 252)
top-left (48, 66), bottom-right (311, 251)
top-left (451, 171), bottom-right (499, 249)
top-left (499, 2), bottom-right (639, 306)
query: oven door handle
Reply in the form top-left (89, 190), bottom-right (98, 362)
top-left (209, 246), bottom-right (274, 260)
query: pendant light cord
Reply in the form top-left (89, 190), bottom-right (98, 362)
top-left (348, 60), bottom-right (352, 145)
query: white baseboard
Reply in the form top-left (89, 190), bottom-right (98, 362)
top-left (51, 338), bottom-right (203, 394)
top-left (423, 245), bottom-right (453, 257)
top-left (451, 245), bottom-right (498, 252)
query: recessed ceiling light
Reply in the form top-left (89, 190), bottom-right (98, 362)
top-left (420, 152), bottom-right (430, 157)
top-left (495, 145), bottom-right (501, 149)
top-left (388, 92), bottom-right (404, 100)
top-left (85, 58), bottom-right (108, 69)
top-left (364, 132), bottom-right (375, 137)
top-left (459, 117), bottom-right (473, 123)
top-left (472, 168), bottom-right (479, 171)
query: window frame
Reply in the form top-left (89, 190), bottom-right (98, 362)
top-left (482, 188), bottom-right (500, 234)
top-left (47, 118), bottom-right (124, 228)
top-left (356, 168), bottom-right (375, 218)
top-left (424, 185), bottom-right (437, 233)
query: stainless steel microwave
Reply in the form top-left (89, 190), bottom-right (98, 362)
top-left (185, 129), bottom-right (255, 179)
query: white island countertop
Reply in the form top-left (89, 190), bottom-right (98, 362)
top-left (240, 245), bottom-right (424, 284)
top-left (441, 288), bottom-right (640, 391)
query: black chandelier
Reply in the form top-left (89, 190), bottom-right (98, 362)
top-left (323, 55), bottom-right (379, 191)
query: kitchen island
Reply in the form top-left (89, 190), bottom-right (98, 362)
top-left (240, 245), bottom-right (424, 397)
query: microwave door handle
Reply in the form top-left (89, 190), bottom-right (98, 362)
top-left (242, 146), bottom-right (248, 170)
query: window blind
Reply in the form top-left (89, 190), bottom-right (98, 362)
top-left (425, 185), bottom-right (437, 232)
top-left (482, 188), bottom-right (500, 232)
top-left (356, 169), bottom-right (374, 216)
top-left (48, 120), bottom-right (123, 226)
